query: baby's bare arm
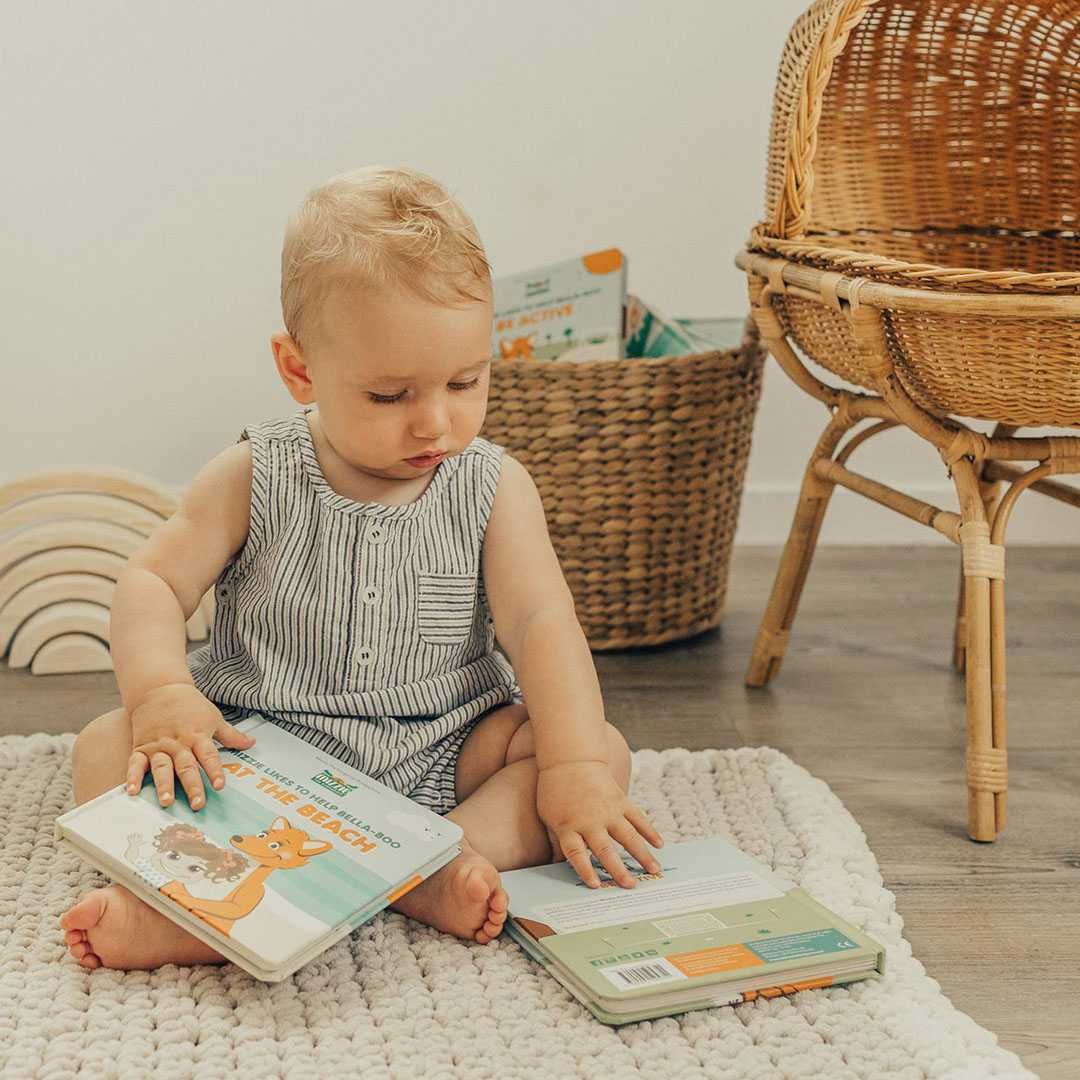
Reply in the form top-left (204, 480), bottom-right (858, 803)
top-left (481, 454), bottom-right (664, 888)
top-left (111, 442), bottom-right (253, 712)
top-left (482, 455), bottom-right (609, 768)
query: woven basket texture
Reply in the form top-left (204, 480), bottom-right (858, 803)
top-left (748, 0), bottom-right (1080, 426)
top-left (480, 324), bottom-right (765, 650)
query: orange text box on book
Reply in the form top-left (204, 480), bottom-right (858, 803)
top-left (667, 944), bottom-right (764, 978)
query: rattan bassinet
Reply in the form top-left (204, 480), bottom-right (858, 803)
top-left (740, 0), bottom-right (1080, 841)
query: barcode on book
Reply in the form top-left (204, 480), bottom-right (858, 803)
top-left (600, 957), bottom-right (687, 991)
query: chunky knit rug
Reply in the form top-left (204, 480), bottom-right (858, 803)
top-left (0, 733), bottom-right (1034, 1080)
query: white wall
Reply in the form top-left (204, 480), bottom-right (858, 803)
top-left (5, 0), bottom-right (1075, 543)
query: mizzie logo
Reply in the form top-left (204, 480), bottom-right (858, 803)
top-left (312, 768), bottom-right (358, 798)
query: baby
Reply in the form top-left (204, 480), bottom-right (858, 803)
top-left (60, 165), bottom-right (664, 973)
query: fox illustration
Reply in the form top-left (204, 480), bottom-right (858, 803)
top-left (498, 334), bottom-right (535, 360)
top-left (158, 815), bottom-right (332, 936)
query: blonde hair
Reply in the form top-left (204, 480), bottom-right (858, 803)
top-left (280, 165), bottom-right (492, 351)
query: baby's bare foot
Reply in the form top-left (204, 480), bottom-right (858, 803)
top-left (59, 884), bottom-right (228, 971)
top-left (389, 837), bottom-right (507, 944)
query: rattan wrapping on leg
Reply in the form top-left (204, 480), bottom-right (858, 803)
top-left (481, 327), bottom-right (765, 650)
top-left (966, 747), bottom-right (1008, 795)
top-left (959, 521), bottom-right (1006, 581)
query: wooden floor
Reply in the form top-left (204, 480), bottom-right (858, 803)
top-left (3, 546), bottom-right (1076, 1078)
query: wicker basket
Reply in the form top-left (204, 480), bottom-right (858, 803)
top-left (480, 321), bottom-right (765, 650)
top-left (747, 0), bottom-right (1080, 427)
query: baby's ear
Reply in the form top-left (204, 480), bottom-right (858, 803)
top-left (271, 334), bottom-right (316, 404)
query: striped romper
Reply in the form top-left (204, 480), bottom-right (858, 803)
top-left (187, 407), bottom-right (523, 816)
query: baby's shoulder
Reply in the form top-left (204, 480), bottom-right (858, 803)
top-left (239, 413), bottom-right (305, 446)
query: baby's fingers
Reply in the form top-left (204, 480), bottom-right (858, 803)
top-left (624, 802), bottom-right (664, 849)
top-left (610, 819), bottom-right (663, 877)
top-left (125, 750), bottom-right (148, 796)
top-left (558, 832), bottom-right (600, 888)
top-left (584, 831), bottom-right (637, 889)
top-left (192, 737), bottom-right (227, 795)
top-left (148, 750), bottom-right (177, 807)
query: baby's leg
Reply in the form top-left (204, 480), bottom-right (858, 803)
top-left (451, 719), bottom-right (632, 873)
top-left (59, 708), bottom-right (229, 971)
top-left (388, 719), bottom-right (631, 941)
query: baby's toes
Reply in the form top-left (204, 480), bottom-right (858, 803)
top-left (477, 904), bottom-right (508, 943)
top-left (65, 934), bottom-right (100, 966)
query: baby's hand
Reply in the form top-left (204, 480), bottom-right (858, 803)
top-left (127, 683), bottom-right (255, 811)
top-left (536, 760), bottom-right (663, 889)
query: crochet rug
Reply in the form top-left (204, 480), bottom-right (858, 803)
top-left (0, 733), bottom-right (1034, 1080)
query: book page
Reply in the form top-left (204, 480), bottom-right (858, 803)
top-left (533, 872), bottom-right (783, 934)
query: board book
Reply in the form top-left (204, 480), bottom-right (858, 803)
top-left (492, 248), bottom-right (628, 362)
top-left (54, 712), bottom-right (464, 982)
top-left (500, 835), bottom-right (885, 1025)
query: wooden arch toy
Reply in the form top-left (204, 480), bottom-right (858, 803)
top-left (0, 468), bottom-right (214, 675)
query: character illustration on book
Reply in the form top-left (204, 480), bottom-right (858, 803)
top-left (147, 816), bottom-right (333, 937)
top-left (498, 333), bottom-right (535, 360)
top-left (124, 822), bottom-right (251, 892)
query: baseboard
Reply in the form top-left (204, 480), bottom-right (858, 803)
top-left (734, 483), bottom-right (1079, 545)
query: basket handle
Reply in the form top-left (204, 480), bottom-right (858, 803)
top-left (768, 0), bottom-right (877, 239)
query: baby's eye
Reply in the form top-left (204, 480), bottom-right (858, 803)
top-left (369, 388), bottom-right (406, 406)
top-left (268, 842), bottom-right (280, 850)
top-left (167, 852), bottom-right (180, 860)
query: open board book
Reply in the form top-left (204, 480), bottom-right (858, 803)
top-left (54, 713), bottom-right (464, 982)
top-left (500, 836), bottom-right (886, 1026)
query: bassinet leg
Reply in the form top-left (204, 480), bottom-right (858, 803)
top-left (952, 564), bottom-right (966, 674)
top-left (746, 411), bottom-right (855, 687)
top-left (953, 459), bottom-right (1006, 842)
top-left (951, 478), bottom-right (1001, 674)
top-left (951, 425), bottom-right (1013, 674)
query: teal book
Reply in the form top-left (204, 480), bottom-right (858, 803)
top-left (54, 713), bottom-right (463, 982)
top-left (672, 315), bottom-right (748, 351)
top-left (501, 836), bottom-right (886, 1025)
top-left (624, 293), bottom-right (701, 358)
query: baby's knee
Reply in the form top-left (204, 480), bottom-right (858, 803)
top-left (72, 708), bottom-right (132, 806)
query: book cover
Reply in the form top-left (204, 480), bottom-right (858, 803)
top-left (492, 248), bottom-right (628, 362)
top-left (54, 712), bottom-right (463, 981)
top-left (624, 293), bottom-right (701, 359)
top-left (672, 316), bottom-right (747, 352)
top-left (500, 836), bottom-right (885, 1018)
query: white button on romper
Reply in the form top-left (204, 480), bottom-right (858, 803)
top-left (187, 407), bottom-right (523, 816)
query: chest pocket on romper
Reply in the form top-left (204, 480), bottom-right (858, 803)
top-left (416, 570), bottom-right (476, 646)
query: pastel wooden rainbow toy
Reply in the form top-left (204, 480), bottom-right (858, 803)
top-left (0, 469), bottom-right (212, 675)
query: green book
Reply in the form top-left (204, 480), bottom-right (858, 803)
top-left (624, 293), bottom-right (700, 358)
top-left (673, 316), bottom-right (747, 351)
top-left (501, 835), bottom-right (885, 1025)
top-left (54, 713), bottom-right (464, 982)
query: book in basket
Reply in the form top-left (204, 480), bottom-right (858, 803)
top-left (53, 712), bottom-right (464, 982)
top-left (492, 248), bottom-right (628, 362)
top-left (500, 835), bottom-right (886, 1026)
